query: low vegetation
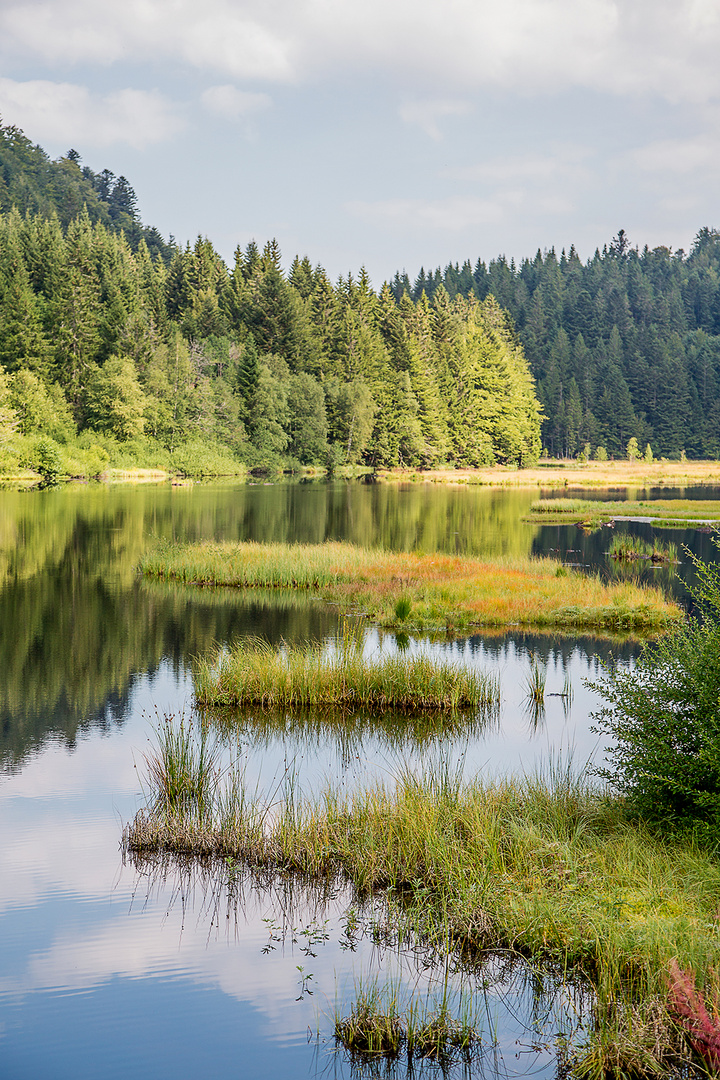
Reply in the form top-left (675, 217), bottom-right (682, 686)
top-left (125, 739), bottom-right (720, 1077)
top-left (592, 535), bottom-right (720, 837)
top-left (335, 978), bottom-right (479, 1066)
top-left (141, 539), bottom-right (681, 634)
top-left (194, 625), bottom-right (500, 712)
top-left (528, 496), bottom-right (720, 526)
top-left (607, 534), bottom-right (679, 564)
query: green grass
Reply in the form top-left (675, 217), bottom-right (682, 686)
top-left (608, 534), bottom-right (679, 564)
top-left (335, 976), bottom-right (479, 1065)
top-left (125, 725), bottom-right (720, 1078)
top-left (140, 540), bottom-right (682, 636)
top-left (193, 626), bottom-right (500, 712)
top-left (528, 497), bottom-right (720, 526)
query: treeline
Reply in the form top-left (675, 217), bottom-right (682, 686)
top-left (0, 121), bottom-right (172, 261)
top-left (393, 228), bottom-right (720, 459)
top-left (0, 204), bottom-right (542, 479)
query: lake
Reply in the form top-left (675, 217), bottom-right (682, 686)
top-left (1, 479), bottom-right (717, 1079)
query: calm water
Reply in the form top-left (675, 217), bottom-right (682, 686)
top-left (0, 480), bottom-right (717, 1079)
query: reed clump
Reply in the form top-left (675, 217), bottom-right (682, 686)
top-left (141, 539), bottom-right (681, 635)
top-left (193, 630), bottom-right (500, 713)
top-left (608, 534), bottom-right (679, 564)
top-left (335, 979), bottom-right (478, 1066)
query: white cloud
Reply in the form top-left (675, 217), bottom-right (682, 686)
top-left (200, 85), bottom-right (272, 121)
top-left (399, 98), bottom-right (472, 140)
top-left (629, 134), bottom-right (720, 176)
top-left (347, 192), bottom-right (574, 234)
top-left (0, 78), bottom-right (183, 148)
top-left (3, 1), bottom-right (720, 105)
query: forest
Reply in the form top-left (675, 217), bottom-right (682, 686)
top-left (1, 117), bottom-right (719, 477)
top-left (0, 121), bottom-right (541, 479)
top-left (393, 228), bottom-right (720, 460)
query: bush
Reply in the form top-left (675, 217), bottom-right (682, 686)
top-left (591, 533), bottom-right (720, 834)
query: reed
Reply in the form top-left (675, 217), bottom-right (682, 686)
top-left (608, 534), bottom-right (679, 564)
top-left (523, 655), bottom-right (547, 704)
top-left (193, 629), bottom-right (500, 713)
top-left (141, 540), bottom-right (681, 635)
top-left (125, 722), bottom-right (720, 1075)
top-left (142, 711), bottom-right (220, 817)
top-left (335, 977), bottom-right (479, 1065)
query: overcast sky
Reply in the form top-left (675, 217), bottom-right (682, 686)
top-left (1, 0), bottom-right (719, 284)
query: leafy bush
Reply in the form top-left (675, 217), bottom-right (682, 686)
top-left (591, 533), bottom-right (720, 834)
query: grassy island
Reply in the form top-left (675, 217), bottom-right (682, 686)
top-left (194, 633), bottom-right (499, 711)
top-left (528, 496), bottom-right (720, 527)
top-left (141, 540), bottom-right (681, 635)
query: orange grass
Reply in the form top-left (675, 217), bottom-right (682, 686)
top-left (141, 540), bottom-right (681, 635)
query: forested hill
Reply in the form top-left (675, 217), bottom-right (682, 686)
top-left (392, 228), bottom-right (720, 459)
top-left (0, 122), bottom-right (542, 477)
top-left (0, 121), bottom-right (172, 262)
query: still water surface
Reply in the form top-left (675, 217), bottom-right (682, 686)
top-left (1, 480), bottom-right (717, 1079)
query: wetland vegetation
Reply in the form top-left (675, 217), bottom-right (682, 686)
top-left (193, 626), bottom-right (500, 712)
top-left (141, 539), bottom-right (681, 635)
top-left (528, 497), bottom-right (720, 527)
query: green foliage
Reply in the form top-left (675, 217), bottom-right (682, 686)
top-left (626, 436), bottom-right (640, 461)
top-left (30, 437), bottom-right (63, 486)
top-left (84, 355), bottom-right (146, 439)
top-left (592, 534), bottom-right (720, 834)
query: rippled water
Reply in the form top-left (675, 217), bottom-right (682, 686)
top-left (1, 479), bottom-right (717, 1079)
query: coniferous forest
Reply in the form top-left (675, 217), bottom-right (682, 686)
top-left (393, 227), bottom-right (720, 460)
top-left (1, 118), bottom-right (719, 477)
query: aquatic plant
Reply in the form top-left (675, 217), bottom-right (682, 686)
top-left (335, 978), bottom-right (478, 1065)
top-left (193, 630), bottom-right (500, 712)
top-left (608, 534), bottom-right (678, 564)
top-left (126, 722), bottom-right (720, 1076)
top-left (142, 710), bottom-right (220, 817)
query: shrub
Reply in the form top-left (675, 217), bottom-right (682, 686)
top-left (591, 533), bottom-right (720, 835)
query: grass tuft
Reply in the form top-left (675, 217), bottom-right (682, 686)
top-left (193, 626), bottom-right (500, 713)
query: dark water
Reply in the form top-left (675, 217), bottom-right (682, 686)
top-left (0, 480), bottom-right (717, 1079)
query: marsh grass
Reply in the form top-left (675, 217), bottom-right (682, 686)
top-left (529, 497), bottom-right (720, 525)
top-left (335, 977), bottom-right (479, 1065)
top-left (141, 540), bottom-right (681, 635)
top-left (524, 656), bottom-right (547, 704)
top-left (125, 719), bottom-right (720, 1076)
top-left (142, 711), bottom-right (221, 817)
top-left (608, 534), bottom-right (679, 564)
top-left (193, 625), bottom-right (500, 712)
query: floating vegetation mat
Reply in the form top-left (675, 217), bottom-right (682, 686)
top-left (124, 715), bottom-right (720, 1077)
top-left (141, 539), bottom-right (681, 635)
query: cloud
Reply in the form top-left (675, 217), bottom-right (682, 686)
top-left (629, 134), bottom-right (720, 177)
top-left (399, 98), bottom-right (472, 140)
top-left (347, 193), bottom-right (572, 234)
top-left (200, 85), bottom-right (272, 121)
top-left (0, 78), bottom-right (183, 148)
top-left (2, 1), bottom-right (720, 105)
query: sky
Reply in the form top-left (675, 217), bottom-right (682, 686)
top-left (1, 0), bottom-right (719, 285)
